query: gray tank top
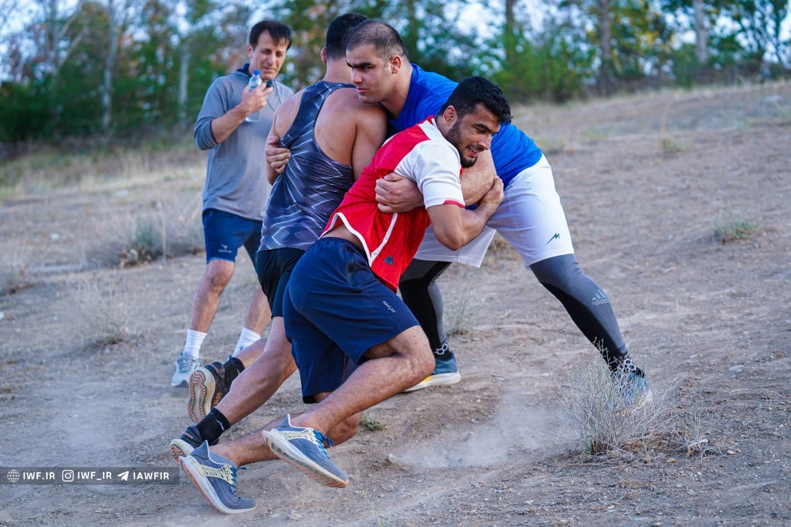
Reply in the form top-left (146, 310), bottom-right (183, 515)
top-left (259, 81), bottom-right (356, 252)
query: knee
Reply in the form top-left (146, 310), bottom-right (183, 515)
top-left (204, 261), bottom-right (233, 290)
top-left (531, 254), bottom-right (580, 289)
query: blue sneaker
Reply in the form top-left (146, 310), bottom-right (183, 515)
top-left (169, 425), bottom-right (217, 461)
top-left (262, 415), bottom-right (349, 488)
top-left (403, 352), bottom-right (461, 392)
top-left (614, 370), bottom-right (654, 408)
top-left (179, 441), bottom-right (255, 514)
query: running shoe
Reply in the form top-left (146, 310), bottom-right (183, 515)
top-left (613, 369), bottom-right (654, 409)
top-left (179, 441), bottom-right (255, 514)
top-left (188, 362), bottom-right (229, 423)
top-left (403, 352), bottom-right (461, 392)
top-left (170, 425), bottom-right (217, 461)
top-left (262, 415), bottom-right (348, 488)
top-left (172, 355), bottom-right (200, 387)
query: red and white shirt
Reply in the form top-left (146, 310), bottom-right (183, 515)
top-left (323, 117), bottom-right (465, 291)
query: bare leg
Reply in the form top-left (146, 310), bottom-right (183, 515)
top-left (213, 403), bottom-right (361, 467)
top-left (243, 287), bottom-right (271, 336)
top-left (215, 317), bottom-right (296, 424)
top-left (189, 259), bottom-right (235, 332)
top-left (232, 337), bottom-right (267, 368)
top-left (291, 325), bottom-right (433, 434)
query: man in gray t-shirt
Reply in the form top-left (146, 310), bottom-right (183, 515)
top-left (172, 20), bottom-right (295, 387)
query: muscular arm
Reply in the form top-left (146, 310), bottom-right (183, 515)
top-left (376, 149), bottom-right (498, 213)
top-left (265, 93), bottom-right (301, 185)
top-left (427, 177), bottom-right (503, 250)
top-left (351, 106), bottom-right (387, 179)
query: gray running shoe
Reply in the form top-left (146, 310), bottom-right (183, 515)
top-left (613, 368), bottom-right (654, 409)
top-left (179, 441), bottom-right (255, 514)
top-left (262, 415), bottom-right (348, 488)
top-left (172, 355), bottom-right (200, 387)
top-left (169, 425), bottom-right (217, 461)
top-left (188, 362), bottom-right (228, 423)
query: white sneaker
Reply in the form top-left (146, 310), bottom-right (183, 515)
top-left (172, 356), bottom-right (200, 387)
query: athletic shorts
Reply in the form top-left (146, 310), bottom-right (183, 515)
top-left (413, 155), bottom-right (574, 268)
top-left (283, 237), bottom-right (419, 403)
top-left (202, 208), bottom-right (262, 264)
top-left (256, 247), bottom-right (305, 317)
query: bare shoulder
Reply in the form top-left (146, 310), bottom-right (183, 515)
top-left (273, 88), bottom-right (305, 134)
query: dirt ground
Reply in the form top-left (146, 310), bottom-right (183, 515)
top-left (1, 82), bottom-right (790, 527)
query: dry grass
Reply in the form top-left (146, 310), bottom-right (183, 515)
top-left (0, 237), bottom-right (33, 295)
top-left (73, 273), bottom-right (136, 347)
top-left (712, 210), bottom-right (761, 244)
top-left (444, 281), bottom-right (484, 336)
top-left (558, 357), bottom-right (673, 457)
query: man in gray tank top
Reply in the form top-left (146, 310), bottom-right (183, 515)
top-left (172, 14), bottom-right (387, 514)
top-left (171, 20), bottom-right (295, 387)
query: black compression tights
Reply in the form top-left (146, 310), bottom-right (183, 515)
top-left (399, 255), bottom-right (640, 374)
top-left (399, 260), bottom-right (452, 357)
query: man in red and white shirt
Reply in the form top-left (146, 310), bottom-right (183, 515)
top-left (260, 77), bottom-right (512, 488)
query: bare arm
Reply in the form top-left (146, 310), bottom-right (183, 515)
top-left (376, 149), bottom-right (498, 213)
top-left (265, 135), bottom-right (291, 175)
top-left (351, 107), bottom-right (388, 179)
top-left (458, 149), bottom-right (497, 205)
top-left (211, 84), bottom-right (275, 144)
top-left (427, 177), bottom-right (504, 251)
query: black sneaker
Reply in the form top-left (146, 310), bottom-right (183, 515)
top-left (169, 425), bottom-right (217, 462)
top-left (188, 362), bottom-right (229, 424)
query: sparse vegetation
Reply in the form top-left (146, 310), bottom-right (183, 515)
top-left (73, 274), bottom-right (135, 346)
top-left (0, 239), bottom-right (33, 296)
top-left (558, 357), bottom-right (672, 456)
top-left (712, 211), bottom-right (760, 243)
top-left (360, 413), bottom-right (385, 432)
top-left (445, 282), bottom-right (484, 336)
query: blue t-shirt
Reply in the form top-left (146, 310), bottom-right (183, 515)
top-left (389, 65), bottom-right (543, 187)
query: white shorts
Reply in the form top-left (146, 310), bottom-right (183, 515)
top-left (414, 155), bottom-right (574, 268)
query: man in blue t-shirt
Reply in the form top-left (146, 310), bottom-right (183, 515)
top-left (267, 20), bottom-right (651, 405)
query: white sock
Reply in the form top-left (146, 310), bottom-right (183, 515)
top-left (233, 327), bottom-right (261, 356)
top-left (182, 329), bottom-right (207, 360)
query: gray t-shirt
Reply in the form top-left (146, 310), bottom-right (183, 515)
top-left (194, 68), bottom-right (294, 221)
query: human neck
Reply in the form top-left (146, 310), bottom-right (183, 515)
top-left (379, 62), bottom-right (412, 120)
top-left (323, 60), bottom-right (353, 84)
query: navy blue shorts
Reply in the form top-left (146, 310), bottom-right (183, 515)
top-left (256, 248), bottom-right (305, 318)
top-left (202, 209), bottom-right (262, 264)
top-left (283, 237), bottom-right (419, 403)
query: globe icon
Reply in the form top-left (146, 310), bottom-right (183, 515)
top-left (7, 469), bottom-right (20, 483)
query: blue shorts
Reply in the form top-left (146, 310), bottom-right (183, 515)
top-left (283, 237), bottom-right (419, 403)
top-left (202, 209), bottom-right (263, 264)
top-left (256, 248), bottom-right (305, 318)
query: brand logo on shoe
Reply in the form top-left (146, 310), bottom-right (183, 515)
top-left (281, 429), bottom-right (316, 442)
top-left (196, 463), bottom-right (235, 485)
top-left (212, 393), bottom-right (223, 406)
top-left (591, 289), bottom-right (609, 305)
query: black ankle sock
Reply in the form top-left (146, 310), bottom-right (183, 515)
top-left (433, 343), bottom-right (452, 361)
top-left (223, 357), bottom-right (245, 386)
top-left (197, 408), bottom-right (231, 444)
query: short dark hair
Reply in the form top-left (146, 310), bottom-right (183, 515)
top-left (326, 13), bottom-right (368, 60)
top-left (346, 20), bottom-right (409, 63)
top-left (441, 77), bottom-right (512, 125)
top-left (249, 20), bottom-right (292, 50)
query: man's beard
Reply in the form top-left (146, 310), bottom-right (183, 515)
top-left (446, 122), bottom-right (478, 168)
